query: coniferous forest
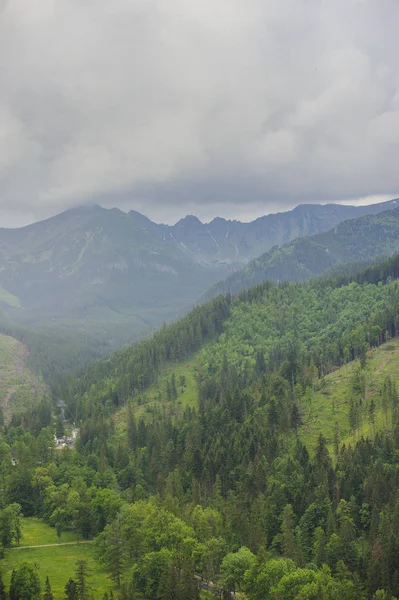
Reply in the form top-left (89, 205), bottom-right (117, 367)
top-left (2, 253), bottom-right (399, 598)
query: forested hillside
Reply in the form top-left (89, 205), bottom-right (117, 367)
top-left (206, 205), bottom-right (399, 298)
top-left (1, 253), bottom-right (390, 597)
top-left (4, 256), bottom-right (399, 597)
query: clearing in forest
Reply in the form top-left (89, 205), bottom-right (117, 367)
top-left (299, 337), bottom-right (399, 453)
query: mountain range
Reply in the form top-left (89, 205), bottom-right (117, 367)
top-left (149, 198), bottom-right (399, 265)
top-left (0, 198), bottom-right (398, 357)
top-left (206, 202), bottom-right (399, 298)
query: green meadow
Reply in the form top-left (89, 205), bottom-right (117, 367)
top-left (299, 337), bottom-right (399, 453)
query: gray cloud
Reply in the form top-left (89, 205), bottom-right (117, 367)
top-left (0, 0), bottom-right (399, 226)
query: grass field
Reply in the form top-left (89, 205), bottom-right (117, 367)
top-left (3, 518), bottom-right (213, 599)
top-left (1, 517), bottom-right (112, 599)
top-left (298, 337), bottom-right (399, 453)
top-left (15, 517), bottom-right (81, 547)
top-left (2, 544), bottom-right (112, 599)
top-left (0, 333), bottom-right (47, 422)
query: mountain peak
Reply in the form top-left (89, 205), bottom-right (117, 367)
top-left (63, 204), bottom-right (104, 215)
top-left (175, 215), bottom-right (203, 227)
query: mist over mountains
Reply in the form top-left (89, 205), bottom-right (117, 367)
top-left (0, 198), bottom-right (398, 354)
top-left (206, 200), bottom-right (399, 298)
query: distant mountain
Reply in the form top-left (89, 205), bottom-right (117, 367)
top-left (162, 198), bottom-right (399, 264)
top-left (0, 198), bottom-right (398, 361)
top-left (205, 204), bottom-right (399, 298)
top-left (0, 205), bottom-right (226, 335)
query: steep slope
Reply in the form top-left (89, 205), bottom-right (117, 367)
top-left (164, 198), bottom-right (399, 264)
top-left (297, 336), bottom-right (399, 452)
top-left (0, 205), bottom-right (228, 333)
top-left (206, 205), bottom-right (399, 297)
top-left (67, 253), bottom-right (399, 425)
top-left (0, 333), bottom-right (47, 423)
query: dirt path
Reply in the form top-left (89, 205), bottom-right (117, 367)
top-left (10, 540), bottom-right (94, 550)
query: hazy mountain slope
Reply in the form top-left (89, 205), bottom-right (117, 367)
top-left (164, 198), bottom-right (399, 264)
top-left (205, 205), bottom-right (399, 298)
top-left (0, 205), bottom-right (227, 327)
top-left (0, 333), bottom-right (47, 423)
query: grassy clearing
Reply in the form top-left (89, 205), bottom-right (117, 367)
top-left (2, 544), bottom-right (112, 599)
top-left (15, 517), bottom-right (80, 547)
top-left (113, 335), bottom-right (399, 459)
top-left (0, 334), bottom-right (46, 422)
top-left (0, 284), bottom-right (20, 308)
top-left (115, 355), bottom-right (200, 435)
top-left (299, 337), bottom-right (399, 454)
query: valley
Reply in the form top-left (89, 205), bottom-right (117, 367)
top-left (3, 208), bottom-right (399, 599)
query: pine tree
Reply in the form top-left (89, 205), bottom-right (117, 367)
top-left (8, 563), bottom-right (41, 600)
top-left (96, 518), bottom-right (127, 587)
top-left (9, 569), bottom-right (17, 600)
top-left (75, 560), bottom-right (91, 600)
top-left (43, 576), bottom-right (54, 600)
top-left (166, 380), bottom-right (172, 401)
top-left (171, 374), bottom-right (178, 400)
top-left (64, 579), bottom-right (78, 600)
top-left (290, 404), bottom-right (301, 432)
top-left (281, 504), bottom-right (296, 561)
top-left (127, 405), bottom-right (137, 451)
top-left (369, 398), bottom-right (376, 437)
top-left (333, 421), bottom-right (340, 457)
top-left (313, 526), bottom-right (327, 566)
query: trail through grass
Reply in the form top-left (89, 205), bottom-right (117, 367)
top-left (15, 517), bottom-right (81, 547)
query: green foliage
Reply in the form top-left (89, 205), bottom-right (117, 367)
top-left (43, 576), bottom-right (54, 600)
top-left (220, 547), bottom-right (256, 593)
top-left (9, 562), bottom-right (41, 600)
top-left (5, 253), bottom-right (399, 600)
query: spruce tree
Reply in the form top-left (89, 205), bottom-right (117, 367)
top-left (43, 576), bottom-right (54, 600)
top-left (281, 504), bottom-right (296, 562)
top-left (171, 373), bottom-right (178, 400)
top-left (126, 405), bottom-right (137, 451)
top-left (64, 579), bottom-right (78, 600)
top-left (75, 560), bottom-right (91, 600)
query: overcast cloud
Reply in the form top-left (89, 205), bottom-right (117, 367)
top-left (0, 0), bottom-right (399, 226)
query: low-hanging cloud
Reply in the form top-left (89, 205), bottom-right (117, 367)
top-left (0, 0), bottom-right (399, 225)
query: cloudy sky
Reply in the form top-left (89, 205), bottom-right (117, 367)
top-left (0, 0), bottom-right (399, 226)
